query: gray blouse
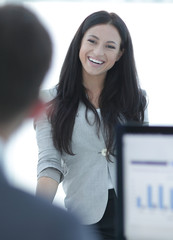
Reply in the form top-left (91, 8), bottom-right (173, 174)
top-left (35, 88), bottom-right (149, 224)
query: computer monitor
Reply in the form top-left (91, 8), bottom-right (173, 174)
top-left (116, 125), bottom-right (173, 240)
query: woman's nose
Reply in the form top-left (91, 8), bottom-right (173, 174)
top-left (93, 44), bottom-right (104, 56)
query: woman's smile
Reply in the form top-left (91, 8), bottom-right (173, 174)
top-left (79, 24), bottom-right (123, 79)
top-left (88, 56), bottom-right (105, 65)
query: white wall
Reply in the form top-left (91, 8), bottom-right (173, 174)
top-left (3, 1), bottom-right (173, 206)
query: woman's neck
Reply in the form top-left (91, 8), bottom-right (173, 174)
top-left (83, 75), bottom-right (105, 109)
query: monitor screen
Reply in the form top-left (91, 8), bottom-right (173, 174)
top-left (117, 126), bottom-right (173, 240)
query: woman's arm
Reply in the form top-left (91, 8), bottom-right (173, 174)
top-left (36, 176), bottom-right (59, 203)
top-left (34, 88), bottom-right (64, 203)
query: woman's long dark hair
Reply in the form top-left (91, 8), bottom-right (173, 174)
top-left (49, 11), bottom-right (147, 160)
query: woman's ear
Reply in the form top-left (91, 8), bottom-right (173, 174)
top-left (117, 48), bottom-right (124, 61)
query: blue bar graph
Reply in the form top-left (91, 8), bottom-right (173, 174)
top-left (136, 186), bottom-right (173, 210)
top-left (159, 185), bottom-right (166, 209)
top-left (147, 185), bottom-right (156, 208)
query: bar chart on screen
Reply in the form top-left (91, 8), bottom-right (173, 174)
top-left (136, 185), bottom-right (173, 211)
top-left (126, 158), bottom-right (173, 225)
top-left (122, 133), bottom-right (173, 240)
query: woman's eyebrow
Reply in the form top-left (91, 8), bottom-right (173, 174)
top-left (88, 35), bottom-right (118, 45)
top-left (88, 34), bottom-right (99, 40)
top-left (107, 40), bottom-right (118, 45)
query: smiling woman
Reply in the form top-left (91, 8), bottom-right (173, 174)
top-left (79, 24), bottom-right (124, 109)
top-left (4, 1), bottom-right (173, 238)
top-left (80, 25), bottom-right (123, 77)
top-left (34, 9), bottom-right (148, 240)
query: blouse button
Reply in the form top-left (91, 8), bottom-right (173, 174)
top-left (101, 148), bottom-right (107, 157)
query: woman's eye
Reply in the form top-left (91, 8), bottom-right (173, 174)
top-left (88, 39), bottom-right (95, 44)
top-left (107, 45), bottom-right (116, 49)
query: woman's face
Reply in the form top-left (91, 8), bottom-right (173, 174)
top-left (79, 24), bottom-right (123, 79)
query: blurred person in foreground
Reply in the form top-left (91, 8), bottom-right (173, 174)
top-left (0, 4), bottom-right (98, 240)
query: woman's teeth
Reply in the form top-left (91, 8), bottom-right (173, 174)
top-left (89, 57), bottom-right (103, 65)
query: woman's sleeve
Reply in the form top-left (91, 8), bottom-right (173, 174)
top-left (34, 89), bottom-right (64, 183)
top-left (38, 168), bottom-right (62, 183)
